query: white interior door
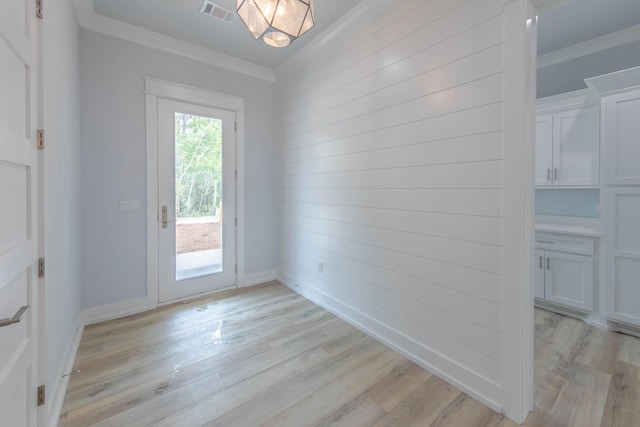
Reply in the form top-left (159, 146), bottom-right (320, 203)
top-left (157, 99), bottom-right (236, 303)
top-left (0, 0), bottom-right (39, 425)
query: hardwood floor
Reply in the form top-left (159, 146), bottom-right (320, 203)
top-left (58, 282), bottom-right (640, 426)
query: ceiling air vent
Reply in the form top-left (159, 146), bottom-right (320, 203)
top-left (199, 0), bottom-right (235, 23)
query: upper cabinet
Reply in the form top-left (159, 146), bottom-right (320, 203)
top-left (586, 66), bottom-right (640, 186)
top-left (536, 90), bottom-right (600, 187)
top-left (602, 91), bottom-right (640, 185)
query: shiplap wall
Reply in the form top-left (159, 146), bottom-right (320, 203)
top-left (276, 0), bottom-right (532, 416)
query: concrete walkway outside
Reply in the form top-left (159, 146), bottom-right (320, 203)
top-left (176, 249), bottom-right (222, 280)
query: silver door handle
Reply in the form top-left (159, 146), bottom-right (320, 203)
top-left (546, 257), bottom-right (551, 271)
top-left (554, 168), bottom-right (558, 180)
top-left (162, 206), bottom-right (168, 228)
top-left (539, 256), bottom-right (543, 269)
top-left (547, 168), bottom-right (551, 181)
top-left (0, 305), bottom-right (29, 328)
top-left (161, 206), bottom-right (176, 229)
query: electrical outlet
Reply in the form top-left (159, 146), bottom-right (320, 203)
top-left (119, 200), bottom-right (139, 212)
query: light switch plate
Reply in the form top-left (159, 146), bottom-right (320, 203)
top-left (119, 200), bottom-right (139, 212)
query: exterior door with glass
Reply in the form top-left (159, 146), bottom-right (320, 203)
top-left (157, 99), bottom-right (236, 303)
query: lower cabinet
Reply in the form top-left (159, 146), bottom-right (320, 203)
top-left (534, 233), bottom-right (595, 313)
top-left (604, 188), bottom-right (640, 327)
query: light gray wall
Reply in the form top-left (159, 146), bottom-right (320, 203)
top-left (43, 0), bottom-right (83, 408)
top-left (79, 29), bottom-right (276, 308)
top-left (537, 39), bottom-right (640, 98)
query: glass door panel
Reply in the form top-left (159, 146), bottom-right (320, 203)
top-left (158, 99), bottom-right (236, 303)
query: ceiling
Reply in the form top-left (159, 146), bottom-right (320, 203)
top-left (92, 0), bottom-right (363, 69)
top-left (88, 0), bottom-right (640, 71)
top-left (537, 0), bottom-right (640, 55)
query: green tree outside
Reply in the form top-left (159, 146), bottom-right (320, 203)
top-left (175, 113), bottom-right (223, 218)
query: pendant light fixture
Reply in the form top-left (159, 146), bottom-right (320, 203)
top-left (237, 0), bottom-right (315, 48)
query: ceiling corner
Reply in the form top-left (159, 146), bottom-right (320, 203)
top-left (72, 0), bottom-right (277, 83)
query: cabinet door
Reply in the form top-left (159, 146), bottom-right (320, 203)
top-left (545, 251), bottom-right (594, 311)
top-left (534, 249), bottom-right (545, 299)
top-left (535, 114), bottom-right (553, 186)
top-left (552, 106), bottom-right (600, 186)
top-left (605, 188), bottom-right (640, 325)
top-left (604, 91), bottom-right (640, 185)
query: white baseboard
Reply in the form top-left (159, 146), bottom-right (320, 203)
top-left (47, 315), bottom-right (84, 427)
top-left (82, 297), bottom-right (148, 325)
top-left (277, 271), bottom-right (502, 413)
top-left (240, 269), bottom-right (277, 288)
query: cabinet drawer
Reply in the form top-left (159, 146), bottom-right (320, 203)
top-left (535, 233), bottom-right (594, 256)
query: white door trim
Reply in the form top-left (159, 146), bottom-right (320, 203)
top-left (500, 0), bottom-right (536, 422)
top-left (144, 77), bottom-right (246, 310)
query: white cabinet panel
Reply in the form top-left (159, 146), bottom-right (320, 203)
top-left (552, 106), bottom-right (600, 186)
top-left (535, 93), bottom-right (600, 188)
top-left (615, 193), bottom-right (640, 254)
top-left (613, 258), bottom-right (640, 321)
top-left (535, 114), bottom-right (553, 186)
top-left (534, 233), bottom-right (595, 313)
top-left (545, 251), bottom-right (594, 311)
top-left (606, 188), bottom-right (640, 326)
top-left (604, 91), bottom-right (640, 185)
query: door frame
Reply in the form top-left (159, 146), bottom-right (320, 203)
top-left (144, 77), bottom-right (246, 309)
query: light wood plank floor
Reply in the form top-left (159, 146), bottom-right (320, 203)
top-left (59, 282), bottom-right (640, 426)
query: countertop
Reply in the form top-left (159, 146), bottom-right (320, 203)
top-left (535, 215), bottom-right (601, 238)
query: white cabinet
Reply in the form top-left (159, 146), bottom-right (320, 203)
top-left (603, 91), bottom-right (640, 185)
top-left (534, 233), bottom-right (595, 313)
top-left (535, 115), bottom-right (553, 187)
top-left (587, 68), bottom-right (640, 329)
top-left (536, 91), bottom-right (600, 187)
top-left (604, 188), bottom-right (640, 326)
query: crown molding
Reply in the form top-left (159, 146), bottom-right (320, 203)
top-left (536, 88), bottom-right (598, 112)
top-left (73, 0), bottom-right (277, 82)
top-left (537, 23), bottom-right (640, 69)
top-left (530, 0), bottom-right (572, 13)
top-left (585, 65), bottom-right (640, 96)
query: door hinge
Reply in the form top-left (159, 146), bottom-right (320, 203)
top-left (37, 385), bottom-right (45, 406)
top-left (38, 258), bottom-right (45, 278)
top-left (234, 122), bottom-right (237, 131)
top-left (235, 265), bottom-right (238, 274)
top-left (36, 0), bottom-right (43, 19)
top-left (37, 129), bottom-right (45, 149)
